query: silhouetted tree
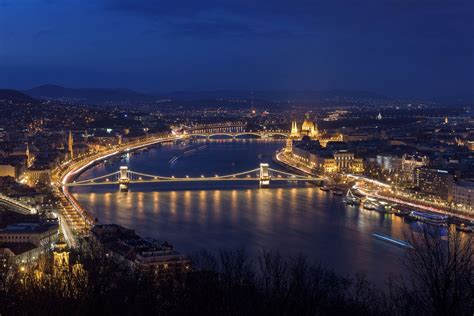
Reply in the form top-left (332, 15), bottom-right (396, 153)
top-left (388, 227), bottom-right (474, 316)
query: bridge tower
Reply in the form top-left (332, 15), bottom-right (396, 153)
top-left (259, 163), bottom-right (270, 187)
top-left (119, 166), bottom-right (130, 191)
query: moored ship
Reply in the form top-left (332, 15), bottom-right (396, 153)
top-left (408, 211), bottom-right (449, 226)
top-left (343, 189), bottom-right (361, 205)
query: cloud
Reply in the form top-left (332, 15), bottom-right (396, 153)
top-left (101, 0), bottom-right (324, 39)
top-left (101, 0), bottom-right (474, 41)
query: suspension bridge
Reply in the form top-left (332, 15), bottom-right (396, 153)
top-left (63, 163), bottom-right (323, 191)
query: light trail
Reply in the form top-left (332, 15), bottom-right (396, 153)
top-left (55, 135), bottom-right (179, 247)
top-left (275, 151), bottom-right (317, 176)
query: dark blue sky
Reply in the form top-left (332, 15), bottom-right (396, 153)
top-left (0, 0), bottom-right (473, 96)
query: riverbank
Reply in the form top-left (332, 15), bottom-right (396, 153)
top-left (54, 134), bottom-right (178, 246)
top-left (274, 150), bottom-right (315, 177)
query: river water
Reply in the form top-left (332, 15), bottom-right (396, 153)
top-left (72, 139), bottom-right (412, 284)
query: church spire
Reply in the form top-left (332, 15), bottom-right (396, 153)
top-left (68, 131), bottom-right (74, 160)
top-left (26, 142), bottom-right (31, 167)
top-left (290, 120), bottom-right (299, 138)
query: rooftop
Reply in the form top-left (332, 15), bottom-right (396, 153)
top-left (0, 222), bottom-right (58, 234)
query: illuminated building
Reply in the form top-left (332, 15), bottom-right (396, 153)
top-left (467, 141), bottom-right (474, 151)
top-left (291, 143), bottom-right (364, 174)
top-left (25, 166), bottom-right (51, 185)
top-left (0, 158), bottom-right (25, 179)
top-left (454, 180), bottom-right (474, 213)
top-left (290, 120), bottom-right (299, 138)
top-left (0, 222), bottom-right (58, 265)
top-left (0, 222), bottom-right (58, 247)
top-left (288, 115), bottom-right (341, 147)
top-left (91, 224), bottom-right (190, 275)
top-left (333, 150), bottom-right (364, 173)
top-left (400, 154), bottom-right (429, 184)
top-left (286, 120), bottom-right (300, 152)
top-left (285, 137), bottom-right (293, 153)
top-left (415, 167), bottom-right (458, 202)
top-left (317, 133), bottom-right (343, 147)
top-left (300, 113), bottom-right (318, 138)
top-left (53, 231), bottom-right (69, 273)
top-left (52, 231), bottom-right (86, 284)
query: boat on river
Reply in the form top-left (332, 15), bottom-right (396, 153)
top-left (343, 189), bottom-right (361, 205)
top-left (320, 186), bottom-right (331, 192)
top-left (408, 211), bottom-right (448, 226)
top-left (169, 156), bottom-right (179, 165)
top-left (183, 148), bottom-right (197, 155)
top-left (362, 198), bottom-right (395, 213)
top-left (372, 233), bottom-right (413, 248)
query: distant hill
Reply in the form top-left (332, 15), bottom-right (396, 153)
top-left (24, 84), bottom-right (158, 105)
top-left (161, 89), bottom-right (389, 102)
top-left (23, 84), bottom-right (391, 107)
top-left (431, 94), bottom-right (474, 106)
top-left (0, 89), bottom-right (36, 103)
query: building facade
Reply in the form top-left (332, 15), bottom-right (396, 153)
top-left (0, 222), bottom-right (58, 247)
top-left (454, 180), bottom-right (474, 213)
top-left (415, 167), bottom-right (457, 202)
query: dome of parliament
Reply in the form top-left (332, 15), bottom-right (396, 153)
top-left (301, 118), bottom-right (315, 132)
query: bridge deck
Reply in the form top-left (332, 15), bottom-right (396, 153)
top-left (65, 177), bottom-right (323, 187)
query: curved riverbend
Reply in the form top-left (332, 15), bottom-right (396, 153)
top-left (59, 135), bottom-right (178, 227)
top-left (70, 139), bottom-right (417, 285)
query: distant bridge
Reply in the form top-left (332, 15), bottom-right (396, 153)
top-left (186, 132), bottom-right (289, 139)
top-left (64, 163), bottom-right (322, 191)
top-left (181, 124), bottom-right (289, 139)
top-left (0, 194), bottom-right (37, 215)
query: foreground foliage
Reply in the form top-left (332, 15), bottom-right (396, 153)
top-left (0, 228), bottom-right (473, 315)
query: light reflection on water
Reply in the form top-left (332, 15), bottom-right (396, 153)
top-left (72, 140), bottom-right (412, 284)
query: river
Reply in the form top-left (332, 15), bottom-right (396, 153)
top-left (72, 139), bottom-right (413, 284)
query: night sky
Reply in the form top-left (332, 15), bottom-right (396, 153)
top-left (0, 0), bottom-right (473, 96)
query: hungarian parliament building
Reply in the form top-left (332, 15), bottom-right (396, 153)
top-left (285, 115), bottom-right (363, 174)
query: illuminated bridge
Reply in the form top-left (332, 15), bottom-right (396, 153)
top-left (181, 124), bottom-right (289, 139)
top-left (64, 163), bottom-right (323, 191)
top-left (185, 131), bottom-right (289, 139)
top-left (0, 194), bottom-right (37, 215)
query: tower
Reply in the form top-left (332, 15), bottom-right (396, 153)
top-left (444, 116), bottom-right (449, 124)
top-left (377, 112), bottom-right (382, 120)
top-left (53, 231), bottom-right (69, 273)
top-left (119, 166), bottom-right (130, 191)
top-left (290, 120), bottom-right (299, 138)
top-left (25, 143), bottom-right (31, 167)
top-left (68, 131), bottom-right (74, 160)
top-left (285, 138), bottom-right (293, 153)
top-left (259, 163), bottom-right (270, 187)
top-left (311, 120), bottom-right (319, 139)
top-left (84, 129), bottom-right (89, 142)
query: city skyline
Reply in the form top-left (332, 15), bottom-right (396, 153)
top-left (0, 1), bottom-right (473, 314)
